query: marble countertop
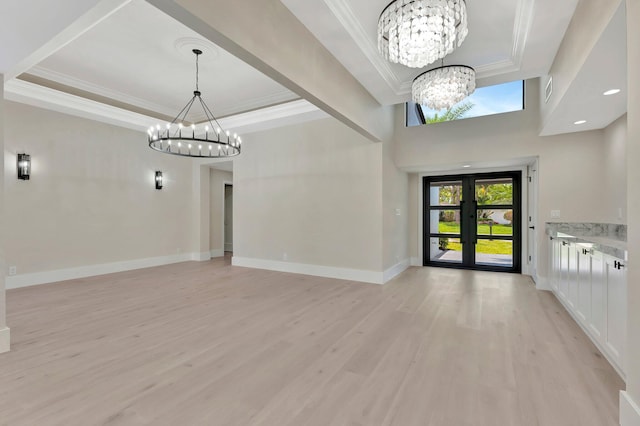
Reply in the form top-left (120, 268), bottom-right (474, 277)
top-left (546, 223), bottom-right (627, 261)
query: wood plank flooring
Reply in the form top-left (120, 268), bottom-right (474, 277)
top-left (0, 257), bottom-right (624, 425)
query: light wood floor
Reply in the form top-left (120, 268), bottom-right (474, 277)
top-left (0, 257), bottom-right (623, 425)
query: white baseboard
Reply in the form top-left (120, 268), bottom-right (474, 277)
top-left (224, 243), bottom-right (233, 252)
top-left (410, 257), bottom-right (421, 266)
top-left (231, 256), bottom-right (384, 284)
top-left (192, 251), bottom-right (212, 262)
top-left (621, 391), bottom-right (640, 426)
top-left (5, 253), bottom-right (196, 290)
top-left (534, 275), bottom-right (551, 291)
top-left (0, 327), bottom-right (10, 354)
top-left (383, 259), bottom-right (410, 283)
top-left (210, 249), bottom-right (225, 258)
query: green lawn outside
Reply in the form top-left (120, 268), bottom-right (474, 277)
top-left (445, 239), bottom-right (513, 255)
top-left (439, 221), bottom-right (512, 236)
top-left (438, 221), bottom-right (513, 255)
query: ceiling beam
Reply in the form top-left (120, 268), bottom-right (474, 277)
top-left (145, 0), bottom-right (391, 142)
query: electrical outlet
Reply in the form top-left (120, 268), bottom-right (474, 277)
top-left (395, 208), bottom-right (401, 216)
top-left (9, 266), bottom-right (16, 276)
top-left (550, 210), bottom-right (561, 219)
top-left (283, 253), bottom-right (288, 261)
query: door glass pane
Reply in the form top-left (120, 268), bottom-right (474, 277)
top-left (475, 239), bottom-right (513, 267)
top-left (430, 181), bottom-right (463, 206)
top-left (429, 237), bottom-right (462, 263)
top-left (477, 209), bottom-right (513, 236)
top-left (430, 210), bottom-right (461, 234)
top-left (475, 178), bottom-right (513, 205)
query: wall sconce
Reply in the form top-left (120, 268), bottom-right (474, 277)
top-left (17, 153), bottom-right (31, 180)
top-left (155, 171), bottom-right (163, 190)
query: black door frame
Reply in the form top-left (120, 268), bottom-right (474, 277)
top-left (422, 171), bottom-right (522, 273)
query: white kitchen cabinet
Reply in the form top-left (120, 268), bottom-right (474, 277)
top-left (604, 255), bottom-right (627, 370)
top-left (567, 243), bottom-right (579, 309)
top-left (549, 237), bottom-right (560, 292)
top-left (588, 250), bottom-right (605, 341)
top-left (576, 246), bottom-right (592, 323)
top-left (547, 235), bottom-right (627, 377)
top-left (558, 240), bottom-right (570, 302)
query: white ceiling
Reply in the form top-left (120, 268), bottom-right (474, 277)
top-left (540, 3), bottom-right (627, 136)
top-left (27, 0), bottom-right (298, 121)
top-left (281, 0), bottom-right (580, 105)
top-left (1, 0), bottom-right (628, 138)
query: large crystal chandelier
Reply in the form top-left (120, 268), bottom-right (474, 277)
top-left (378, 0), bottom-right (468, 68)
top-left (412, 65), bottom-right (476, 110)
top-left (148, 49), bottom-right (241, 158)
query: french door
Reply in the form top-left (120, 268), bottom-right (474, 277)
top-left (423, 171), bottom-right (521, 272)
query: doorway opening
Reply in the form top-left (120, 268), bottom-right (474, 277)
top-left (224, 184), bottom-right (233, 254)
top-left (423, 171), bottom-right (522, 272)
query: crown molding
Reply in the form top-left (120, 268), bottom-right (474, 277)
top-left (219, 99), bottom-right (323, 130)
top-left (512, 0), bottom-right (535, 69)
top-left (4, 78), bottom-right (158, 131)
top-left (4, 79), bottom-right (323, 135)
top-left (29, 65), bottom-right (177, 117)
top-left (28, 65), bottom-right (298, 121)
top-left (323, 0), bottom-right (403, 93)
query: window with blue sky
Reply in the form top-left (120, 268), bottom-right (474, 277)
top-left (406, 80), bottom-right (525, 127)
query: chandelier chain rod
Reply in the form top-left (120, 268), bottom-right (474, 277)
top-left (195, 52), bottom-right (200, 93)
top-left (166, 95), bottom-right (197, 138)
top-left (198, 96), bottom-right (225, 135)
top-left (179, 95), bottom-right (197, 125)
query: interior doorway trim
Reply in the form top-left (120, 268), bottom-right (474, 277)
top-left (222, 181), bottom-right (233, 254)
top-left (417, 165), bottom-right (531, 275)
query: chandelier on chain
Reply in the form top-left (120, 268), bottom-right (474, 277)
top-left (412, 64), bottom-right (476, 110)
top-left (147, 49), bottom-right (241, 158)
top-left (377, 0), bottom-right (468, 68)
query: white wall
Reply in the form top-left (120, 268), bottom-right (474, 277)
top-left (232, 117), bottom-right (383, 274)
top-left (209, 168), bottom-right (233, 256)
top-left (3, 101), bottom-right (195, 280)
top-left (382, 134), bottom-right (409, 272)
top-left (396, 79), bottom-right (624, 283)
top-left (623, 0), bottom-right (640, 422)
top-left (0, 75), bottom-right (8, 353)
top-left (603, 114), bottom-right (627, 224)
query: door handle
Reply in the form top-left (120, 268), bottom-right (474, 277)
top-left (529, 226), bottom-right (535, 230)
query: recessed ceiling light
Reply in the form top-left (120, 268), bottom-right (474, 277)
top-left (603, 89), bottom-right (621, 96)
top-left (574, 120), bottom-right (587, 125)
top-left (463, 165), bottom-right (471, 168)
